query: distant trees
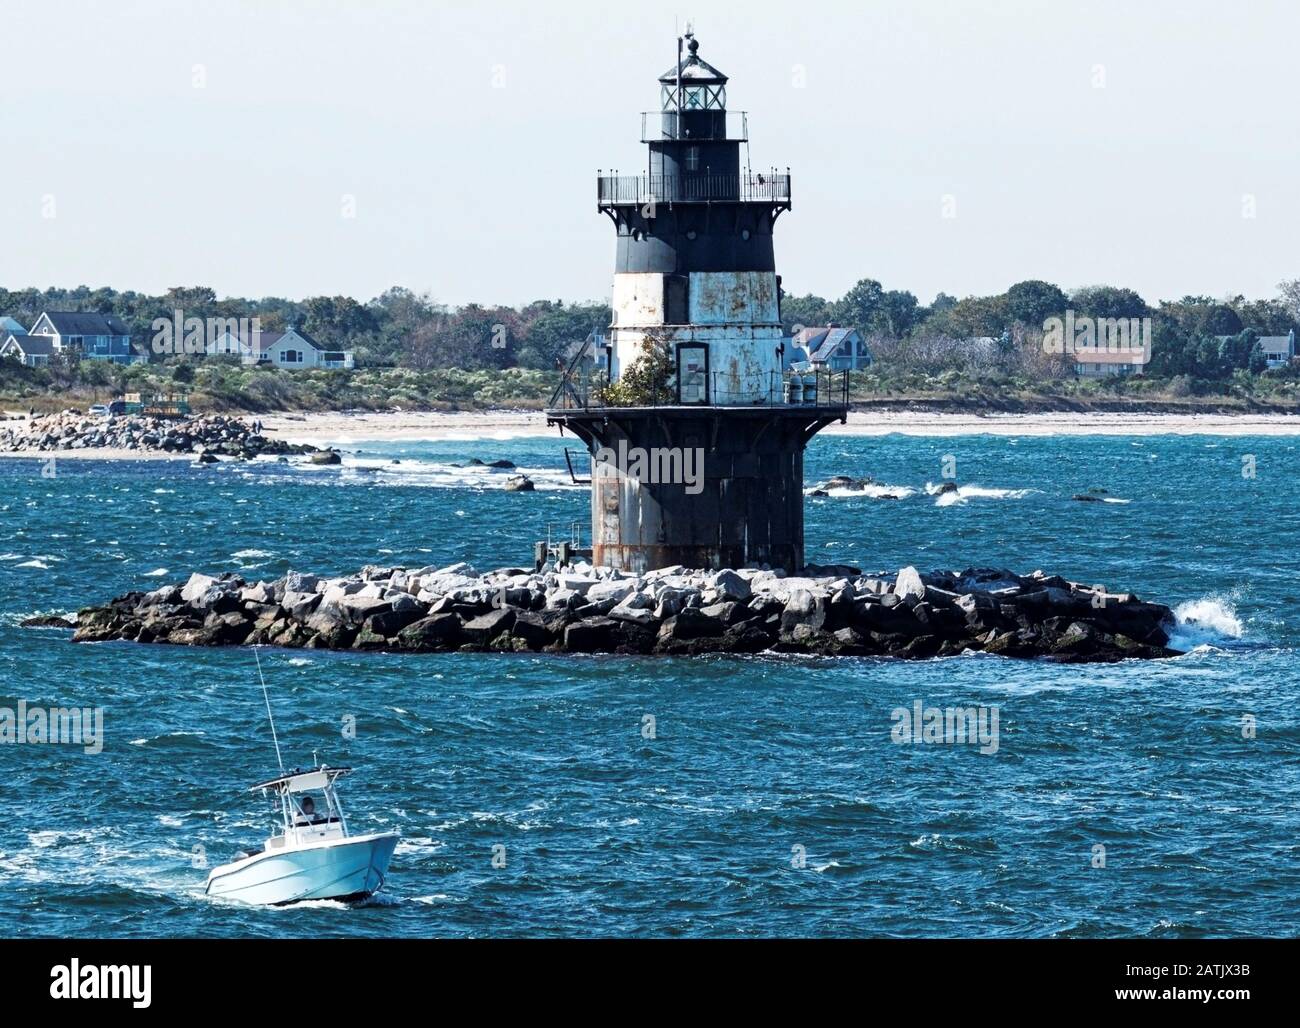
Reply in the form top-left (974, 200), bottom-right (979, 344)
top-left (1004, 280), bottom-right (1068, 327)
top-left (1068, 285), bottom-right (1149, 320)
top-left (1, 275), bottom-right (1294, 388)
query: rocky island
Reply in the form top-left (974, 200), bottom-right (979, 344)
top-left (64, 562), bottom-right (1183, 663)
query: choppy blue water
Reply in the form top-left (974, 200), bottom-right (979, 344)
top-left (1, 429), bottom-right (1296, 938)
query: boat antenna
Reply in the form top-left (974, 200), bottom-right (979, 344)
top-left (252, 645), bottom-right (284, 774)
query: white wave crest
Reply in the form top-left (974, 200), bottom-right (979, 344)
top-left (925, 483), bottom-right (1036, 507)
top-left (811, 482), bottom-right (917, 499)
top-left (1170, 596), bottom-right (1245, 650)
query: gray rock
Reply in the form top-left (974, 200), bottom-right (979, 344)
top-left (564, 617), bottom-right (618, 652)
top-left (180, 573), bottom-right (219, 604)
top-left (894, 566), bottom-right (927, 602)
top-left (462, 607), bottom-right (517, 644)
top-left (397, 613), bottom-right (463, 651)
top-left (709, 569), bottom-right (752, 602)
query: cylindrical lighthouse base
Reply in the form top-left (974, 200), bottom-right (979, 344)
top-left (552, 407), bottom-right (842, 574)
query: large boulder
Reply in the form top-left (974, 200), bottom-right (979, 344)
top-left (281, 590), bottom-right (321, 620)
top-left (564, 617), bottom-right (618, 652)
top-left (509, 610), bottom-right (557, 649)
top-left (894, 566), bottom-right (927, 602)
top-left (658, 607), bottom-right (724, 643)
top-left (180, 573), bottom-right (219, 604)
top-left (586, 579), bottom-right (637, 605)
top-left (337, 594), bottom-right (393, 625)
top-left (461, 608), bottom-right (517, 645)
top-left (363, 605), bottom-right (428, 639)
top-left (709, 569), bottom-right (752, 602)
top-left (397, 614), bottom-right (463, 651)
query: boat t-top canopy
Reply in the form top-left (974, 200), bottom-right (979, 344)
top-left (250, 766), bottom-right (353, 794)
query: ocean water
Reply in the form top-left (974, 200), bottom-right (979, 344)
top-left (0, 430), bottom-right (1296, 938)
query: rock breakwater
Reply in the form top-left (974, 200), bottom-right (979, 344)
top-left (69, 562), bottom-right (1182, 662)
top-left (0, 412), bottom-right (311, 458)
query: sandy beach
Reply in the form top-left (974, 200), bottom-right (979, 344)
top-left (262, 408), bottom-right (1300, 446)
top-left (5, 407), bottom-right (1300, 460)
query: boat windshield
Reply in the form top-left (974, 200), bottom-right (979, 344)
top-left (291, 790), bottom-right (341, 826)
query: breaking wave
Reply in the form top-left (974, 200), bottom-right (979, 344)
top-left (809, 482), bottom-right (918, 499)
top-left (925, 483), bottom-right (1037, 507)
top-left (1169, 596), bottom-right (1246, 650)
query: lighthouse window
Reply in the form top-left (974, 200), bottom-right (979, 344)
top-left (685, 146), bottom-right (700, 172)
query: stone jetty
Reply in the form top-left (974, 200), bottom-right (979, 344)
top-left (68, 562), bottom-right (1182, 662)
top-left (0, 411), bottom-right (311, 459)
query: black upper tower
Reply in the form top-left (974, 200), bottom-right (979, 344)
top-left (597, 29), bottom-right (791, 276)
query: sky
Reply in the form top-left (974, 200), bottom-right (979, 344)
top-left (1, 0), bottom-right (1297, 308)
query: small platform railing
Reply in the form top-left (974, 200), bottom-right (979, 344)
top-left (548, 368), bottom-right (849, 413)
top-left (597, 172), bottom-right (791, 207)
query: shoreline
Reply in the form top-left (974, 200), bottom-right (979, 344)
top-left (5, 407), bottom-right (1300, 461)
top-left (262, 408), bottom-right (1300, 445)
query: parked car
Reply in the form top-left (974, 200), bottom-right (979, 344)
top-left (88, 404), bottom-right (110, 417)
top-left (107, 400), bottom-right (127, 416)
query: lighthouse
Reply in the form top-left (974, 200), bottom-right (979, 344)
top-left (547, 28), bottom-right (847, 574)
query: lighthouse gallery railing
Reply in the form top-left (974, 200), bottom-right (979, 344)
top-left (548, 368), bottom-right (849, 412)
top-left (597, 173), bottom-right (791, 206)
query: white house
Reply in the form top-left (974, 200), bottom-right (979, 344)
top-left (1073, 348), bottom-right (1149, 377)
top-left (790, 326), bottom-right (872, 370)
top-left (208, 326), bottom-right (354, 370)
top-left (1, 333), bottom-right (54, 367)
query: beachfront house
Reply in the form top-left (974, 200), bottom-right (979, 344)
top-left (559, 329), bottom-right (611, 374)
top-left (208, 326), bottom-right (354, 369)
top-left (1, 333), bottom-right (54, 367)
top-left (26, 311), bottom-right (140, 364)
top-left (790, 326), bottom-right (872, 370)
top-left (1215, 330), bottom-right (1296, 369)
top-left (1073, 348), bottom-right (1149, 377)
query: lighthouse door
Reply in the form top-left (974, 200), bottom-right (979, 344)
top-left (676, 343), bottom-right (709, 405)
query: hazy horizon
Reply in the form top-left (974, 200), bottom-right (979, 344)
top-left (2, 0), bottom-right (1296, 308)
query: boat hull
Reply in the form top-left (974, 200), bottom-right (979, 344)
top-left (205, 832), bottom-right (399, 906)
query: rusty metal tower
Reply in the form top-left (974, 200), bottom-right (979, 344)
top-left (547, 27), bottom-right (847, 573)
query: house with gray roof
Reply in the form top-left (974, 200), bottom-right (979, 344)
top-left (27, 311), bottom-right (139, 364)
top-left (1, 333), bottom-right (55, 367)
top-left (790, 326), bottom-right (872, 370)
top-left (1216, 329), bottom-right (1296, 369)
top-left (209, 325), bottom-right (354, 369)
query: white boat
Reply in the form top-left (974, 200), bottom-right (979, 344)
top-left (204, 647), bottom-right (398, 906)
top-left (205, 765), bottom-right (399, 906)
